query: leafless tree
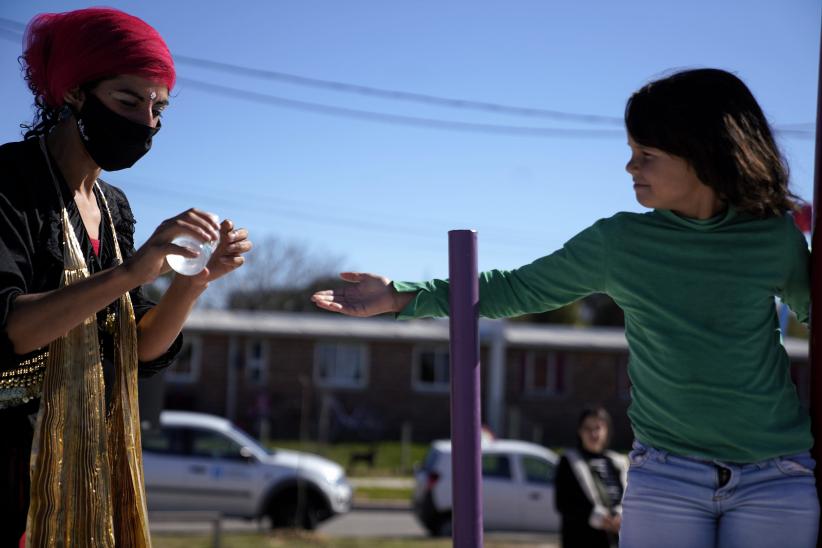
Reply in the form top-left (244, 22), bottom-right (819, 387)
top-left (206, 235), bottom-right (344, 310)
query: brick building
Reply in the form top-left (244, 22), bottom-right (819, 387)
top-left (152, 310), bottom-right (811, 452)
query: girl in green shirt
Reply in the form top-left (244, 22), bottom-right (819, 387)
top-left (312, 68), bottom-right (818, 548)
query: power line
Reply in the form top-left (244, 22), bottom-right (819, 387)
top-left (0, 29), bottom-right (703, 140)
top-left (173, 54), bottom-right (626, 126)
top-left (0, 26), bottom-right (23, 43)
top-left (177, 76), bottom-right (625, 139)
top-left (121, 174), bottom-right (546, 242)
top-left (778, 122), bottom-right (817, 130)
top-left (0, 18), bottom-right (23, 30)
top-left (779, 129), bottom-right (817, 139)
top-left (0, 16), bottom-right (641, 126)
top-left (176, 76), bottom-right (814, 140)
top-left (0, 24), bottom-right (814, 140)
top-left (117, 178), bottom-right (551, 249)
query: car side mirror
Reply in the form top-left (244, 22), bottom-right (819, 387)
top-left (239, 446), bottom-right (256, 463)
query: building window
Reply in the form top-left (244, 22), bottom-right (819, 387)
top-left (412, 346), bottom-right (450, 392)
top-left (523, 350), bottom-right (565, 396)
top-left (244, 338), bottom-right (268, 386)
top-left (165, 335), bottom-right (202, 383)
top-left (314, 342), bottom-right (369, 389)
top-left (616, 354), bottom-right (631, 400)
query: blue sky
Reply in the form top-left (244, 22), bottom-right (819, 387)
top-left (0, 1), bottom-right (819, 291)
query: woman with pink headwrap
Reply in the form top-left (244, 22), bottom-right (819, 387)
top-left (0, 8), bottom-right (252, 546)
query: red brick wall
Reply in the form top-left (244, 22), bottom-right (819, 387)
top-left (503, 347), bottom-right (632, 451)
top-left (163, 331), bottom-right (809, 452)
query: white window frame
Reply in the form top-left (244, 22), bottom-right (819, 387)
top-left (313, 341), bottom-right (369, 389)
top-left (165, 334), bottom-right (203, 384)
top-left (244, 338), bottom-right (269, 386)
top-left (523, 350), bottom-right (565, 397)
top-left (411, 345), bottom-right (451, 393)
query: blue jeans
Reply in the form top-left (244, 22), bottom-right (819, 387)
top-left (620, 440), bottom-right (820, 548)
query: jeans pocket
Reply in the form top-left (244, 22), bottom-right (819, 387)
top-left (629, 440), bottom-right (650, 468)
top-left (776, 452), bottom-right (816, 477)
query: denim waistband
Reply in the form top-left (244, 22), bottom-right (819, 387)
top-left (631, 439), bottom-right (811, 470)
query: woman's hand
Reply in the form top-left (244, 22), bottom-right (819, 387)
top-left (311, 272), bottom-right (413, 317)
top-left (134, 219), bottom-right (250, 361)
top-left (195, 219), bottom-right (252, 283)
top-left (123, 208), bottom-right (220, 285)
top-left (602, 514), bottom-right (621, 533)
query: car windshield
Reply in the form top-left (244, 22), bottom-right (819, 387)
top-left (228, 424), bottom-right (274, 456)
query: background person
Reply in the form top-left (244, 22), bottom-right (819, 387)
top-left (555, 407), bottom-right (627, 548)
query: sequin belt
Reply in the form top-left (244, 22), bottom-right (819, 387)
top-left (0, 349), bottom-right (48, 408)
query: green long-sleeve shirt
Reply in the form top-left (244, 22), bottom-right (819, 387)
top-left (394, 207), bottom-right (812, 462)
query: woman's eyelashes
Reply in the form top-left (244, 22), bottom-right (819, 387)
top-left (113, 97), bottom-right (165, 119)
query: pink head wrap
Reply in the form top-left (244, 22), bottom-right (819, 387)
top-left (23, 7), bottom-right (175, 108)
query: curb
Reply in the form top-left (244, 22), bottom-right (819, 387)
top-left (349, 477), bottom-right (415, 488)
top-left (351, 499), bottom-right (413, 512)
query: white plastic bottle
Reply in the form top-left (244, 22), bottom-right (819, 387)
top-left (166, 214), bottom-right (220, 276)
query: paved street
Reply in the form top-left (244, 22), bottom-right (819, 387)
top-left (150, 509), bottom-right (560, 546)
top-left (321, 510), bottom-right (559, 545)
top-left (320, 509), bottom-right (425, 538)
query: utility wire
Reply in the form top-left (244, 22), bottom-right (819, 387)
top-left (0, 17), bottom-right (646, 126)
top-left (118, 178), bottom-right (551, 249)
top-left (122, 174), bottom-right (546, 242)
top-left (0, 23), bottom-right (814, 139)
top-left (0, 18), bottom-right (23, 30)
top-left (0, 26), bottom-right (23, 43)
top-left (176, 76), bottom-right (814, 140)
top-left (0, 28), bottom-right (692, 140)
top-left (173, 54), bottom-right (626, 126)
top-left (177, 76), bottom-right (625, 139)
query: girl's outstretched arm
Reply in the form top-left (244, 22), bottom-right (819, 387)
top-left (312, 218), bottom-right (609, 320)
top-left (311, 272), bottom-right (416, 317)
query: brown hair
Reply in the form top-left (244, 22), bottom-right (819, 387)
top-left (625, 68), bottom-right (798, 218)
top-left (576, 406), bottom-right (612, 449)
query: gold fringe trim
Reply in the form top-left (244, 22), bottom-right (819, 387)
top-left (26, 185), bottom-right (151, 546)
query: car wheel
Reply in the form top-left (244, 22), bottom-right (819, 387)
top-left (268, 497), bottom-right (323, 530)
top-left (301, 503), bottom-right (321, 530)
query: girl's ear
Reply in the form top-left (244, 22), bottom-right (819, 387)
top-left (62, 86), bottom-right (85, 111)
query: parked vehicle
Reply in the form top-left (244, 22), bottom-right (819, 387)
top-left (413, 439), bottom-right (560, 536)
top-left (142, 411), bottom-right (352, 529)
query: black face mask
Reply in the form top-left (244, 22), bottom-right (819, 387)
top-left (74, 92), bottom-right (160, 171)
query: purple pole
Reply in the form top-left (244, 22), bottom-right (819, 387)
top-left (448, 229), bottom-right (484, 548)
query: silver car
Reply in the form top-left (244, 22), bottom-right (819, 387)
top-left (142, 411), bottom-right (352, 529)
top-left (413, 439), bottom-right (561, 536)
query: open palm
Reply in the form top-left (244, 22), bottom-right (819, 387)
top-left (311, 272), bottom-right (399, 317)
